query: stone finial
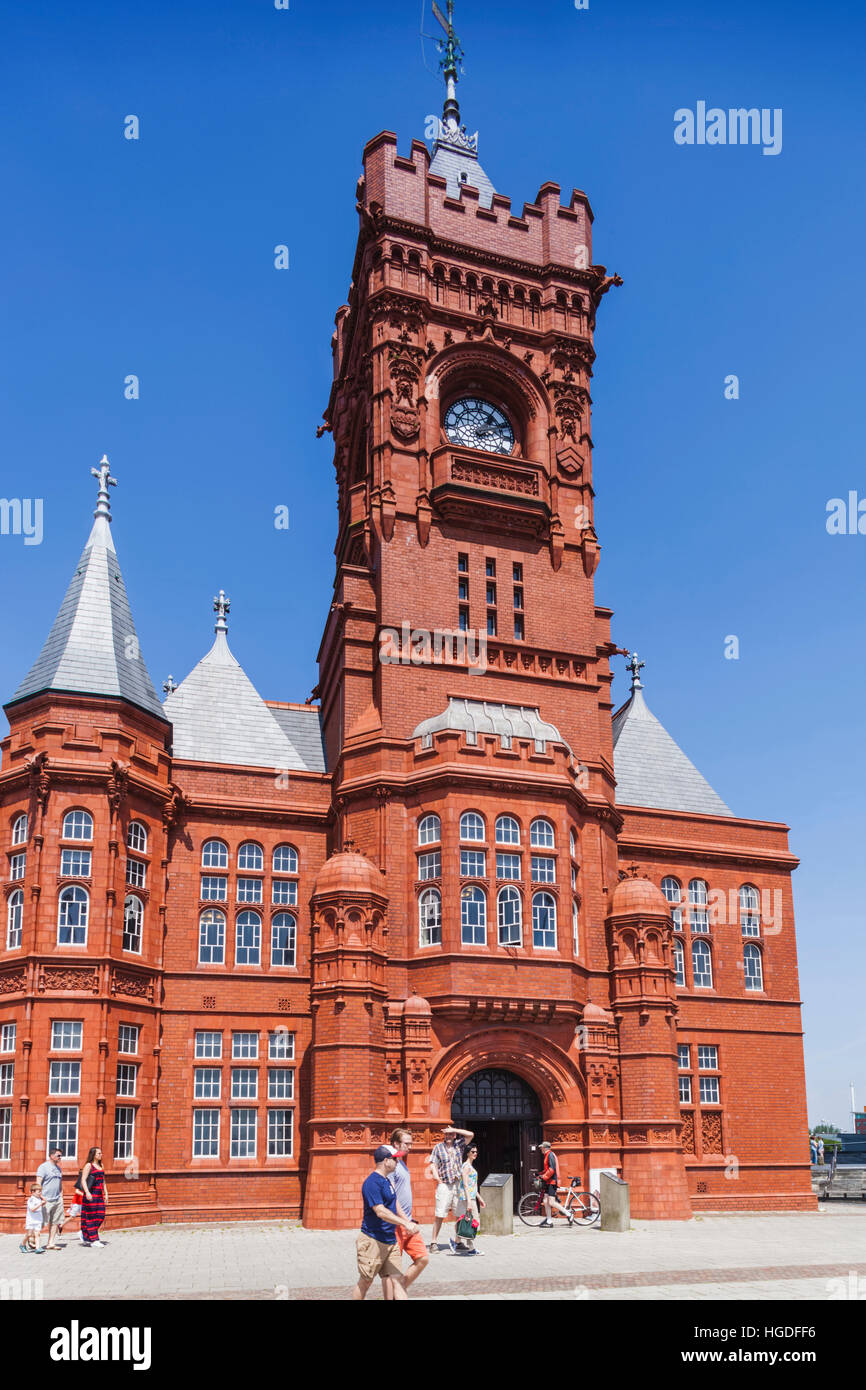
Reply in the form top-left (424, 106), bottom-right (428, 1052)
top-left (91, 455), bottom-right (117, 522)
top-left (163, 675), bottom-right (178, 695)
top-left (213, 590), bottom-right (230, 634)
top-left (626, 651), bottom-right (645, 691)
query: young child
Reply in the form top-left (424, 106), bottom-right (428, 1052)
top-left (21, 1184), bottom-right (46, 1253)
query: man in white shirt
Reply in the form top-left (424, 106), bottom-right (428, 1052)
top-left (36, 1149), bottom-right (65, 1250)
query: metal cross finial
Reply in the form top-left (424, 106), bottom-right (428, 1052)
top-left (213, 589), bottom-right (230, 634)
top-left (626, 651), bottom-right (645, 691)
top-left (91, 454), bottom-right (117, 521)
top-left (163, 675), bottom-right (178, 695)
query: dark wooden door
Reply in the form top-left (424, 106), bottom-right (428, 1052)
top-left (452, 1068), bottom-right (543, 1209)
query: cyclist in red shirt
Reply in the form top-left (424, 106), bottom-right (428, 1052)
top-left (538, 1141), bottom-right (574, 1227)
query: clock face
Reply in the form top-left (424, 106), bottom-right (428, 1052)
top-left (444, 397), bottom-right (515, 455)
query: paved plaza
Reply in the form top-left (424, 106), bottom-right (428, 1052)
top-left (1, 1204), bottom-right (865, 1300)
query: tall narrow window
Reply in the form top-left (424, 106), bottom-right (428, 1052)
top-left (127, 821), bottom-right (148, 854)
top-left (688, 879), bottom-right (709, 934)
top-left (461, 887), bottom-right (487, 946)
top-left (692, 939), bottom-right (713, 988)
top-left (57, 887), bottom-right (88, 946)
top-left (6, 890), bottom-right (23, 949)
top-left (739, 884), bottom-right (761, 937)
top-left (673, 937), bottom-right (686, 988)
top-left (122, 896), bottom-right (143, 954)
top-left (235, 911), bottom-right (262, 967)
top-left (513, 614), bottom-right (525, 641)
top-left (193, 1109), bottom-right (220, 1158)
top-left (199, 909), bottom-right (226, 965)
top-left (532, 892), bottom-right (557, 949)
top-left (497, 887), bottom-right (522, 945)
top-left (744, 943), bottom-right (763, 991)
top-left (0, 1108), bottom-right (11, 1161)
top-left (419, 889), bottom-right (442, 947)
top-left (11, 814), bottom-right (28, 845)
top-left (271, 914), bottom-right (296, 967)
top-left (114, 1107), bottom-right (135, 1161)
top-left (662, 877), bottom-right (683, 930)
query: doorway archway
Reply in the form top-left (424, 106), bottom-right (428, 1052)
top-left (452, 1068), bottom-right (543, 1206)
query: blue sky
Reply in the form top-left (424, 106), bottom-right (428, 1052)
top-left (1, 0), bottom-right (863, 1130)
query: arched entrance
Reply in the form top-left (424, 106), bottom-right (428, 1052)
top-left (452, 1068), bottom-right (543, 1207)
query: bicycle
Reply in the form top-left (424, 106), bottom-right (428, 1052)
top-left (517, 1173), bottom-right (601, 1227)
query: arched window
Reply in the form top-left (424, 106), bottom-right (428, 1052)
top-left (12, 814), bottom-right (28, 846)
top-left (236, 911), bottom-right (262, 967)
top-left (688, 878), bottom-right (709, 934)
top-left (673, 936), bottom-right (686, 988)
top-left (418, 815), bottom-right (441, 846)
top-left (238, 842), bottom-right (264, 872)
top-left (572, 899), bottom-right (579, 954)
top-left (202, 840), bottom-right (228, 869)
top-left (739, 884), bottom-right (760, 937)
top-left (495, 815), bottom-right (520, 845)
top-left (58, 886), bottom-right (88, 946)
top-left (569, 829), bottom-right (578, 859)
top-left (199, 909), bottom-right (226, 964)
top-left (744, 943), bottom-right (763, 991)
top-left (532, 892), bottom-right (557, 949)
top-left (461, 887), bottom-right (487, 946)
top-left (127, 821), bottom-right (148, 854)
top-left (530, 818), bottom-right (554, 848)
top-left (692, 939), bottom-right (713, 988)
top-left (419, 889), bottom-right (442, 947)
top-left (6, 890), bottom-right (23, 950)
top-left (529, 291), bottom-right (541, 326)
top-left (460, 811), bottom-right (485, 842)
top-left (497, 886), bottom-right (522, 946)
top-left (466, 274), bottom-right (477, 310)
top-left (62, 810), bottom-right (93, 842)
top-left (271, 913), bottom-right (296, 967)
top-left (123, 896), bottom-right (143, 954)
top-left (273, 844), bottom-right (298, 875)
top-left (662, 876), bottom-right (683, 929)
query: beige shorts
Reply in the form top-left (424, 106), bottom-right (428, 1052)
top-left (356, 1232), bottom-right (403, 1283)
top-left (434, 1181), bottom-right (461, 1219)
top-left (43, 1198), bottom-right (65, 1228)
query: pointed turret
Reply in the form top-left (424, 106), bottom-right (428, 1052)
top-left (428, 0), bottom-right (496, 207)
top-left (612, 655), bottom-right (731, 816)
top-left (163, 591), bottom-right (305, 770)
top-left (7, 458), bottom-right (164, 720)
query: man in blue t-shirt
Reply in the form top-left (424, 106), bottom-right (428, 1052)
top-left (353, 1145), bottom-right (420, 1301)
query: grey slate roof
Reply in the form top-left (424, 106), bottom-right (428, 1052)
top-left (429, 135), bottom-right (496, 208)
top-left (412, 698), bottom-right (569, 752)
top-left (9, 513), bottom-right (164, 720)
top-left (163, 631), bottom-right (307, 772)
top-left (612, 686), bottom-right (732, 817)
top-left (267, 705), bottom-right (328, 773)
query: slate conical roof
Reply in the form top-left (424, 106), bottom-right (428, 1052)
top-left (612, 659), bottom-right (731, 817)
top-left (163, 592), bottom-right (306, 771)
top-left (8, 459), bottom-right (164, 720)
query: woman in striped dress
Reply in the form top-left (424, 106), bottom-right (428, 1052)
top-left (79, 1147), bottom-right (108, 1247)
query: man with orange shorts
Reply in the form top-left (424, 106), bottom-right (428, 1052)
top-left (388, 1126), bottom-right (429, 1291)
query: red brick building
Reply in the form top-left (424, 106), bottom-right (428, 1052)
top-left (0, 37), bottom-right (813, 1230)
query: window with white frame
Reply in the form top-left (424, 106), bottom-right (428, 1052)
top-left (692, 939), bottom-right (713, 988)
top-left (419, 889), bottom-right (442, 947)
top-left (495, 815), bottom-right (520, 845)
top-left (51, 1021), bottom-right (82, 1052)
top-left (201, 840), bottom-right (228, 869)
top-left (673, 937), bottom-right (686, 988)
top-left (231, 1068), bottom-right (258, 1101)
top-left (235, 911), bottom-right (262, 967)
top-left (194, 1068), bottom-right (221, 1100)
top-left (123, 896), bottom-right (143, 954)
top-left (62, 810), bottom-right (93, 841)
top-left (697, 1045), bottom-right (718, 1071)
top-left (496, 853), bottom-right (521, 880)
top-left (238, 842), bottom-right (264, 872)
top-left (699, 1076), bottom-right (720, 1104)
top-left (127, 821), bottom-right (148, 855)
top-left (744, 943), bottom-right (763, 991)
top-left (195, 1031), bottom-right (223, 1059)
top-left (199, 909), bottom-right (225, 964)
top-left (116, 1064), bottom-right (138, 1097)
top-left (460, 812), bottom-right (485, 842)
top-left (118, 1024), bottom-right (139, 1055)
top-left (678, 1076), bottom-right (692, 1104)
top-left (237, 878), bottom-right (263, 904)
top-left (6, 890), bottom-right (23, 950)
top-left (114, 1106), bottom-right (135, 1161)
top-left (677, 1043), bottom-right (690, 1069)
top-left (572, 900), bottom-right (579, 954)
top-left (268, 1109), bottom-right (293, 1158)
top-left (569, 829), bottom-right (577, 859)
top-left (271, 879), bottom-right (298, 906)
top-left (232, 1032), bottom-right (259, 1060)
top-left (268, 1031), bottom-right (294, 1061)
top-left (126, 858), bottom-right (147, 889)
top-left (530, 818), bottom-right (555, 849)
top-left (272, 844), bottom-right (298, 875)
top-left (460, 850), bottom-right (485, 878)
top-left (531, 855), bottom-right (556, 883)
top-left (9, 853), bottom-right (25, 881)
top-left (461, 887), bottom-right (486, 946)
top-left (739, 883), bottom-right (760, 936)
top-left (0, 1107), bottom-right (10, 1160)
top-left (498, 886), bottom-right (522, 945)
top-left (12, 814), bottom-right (28, 845)
top-left (48, 1061), bottom-right (80, 1095)
top-left (0, 1063), bottom-right (13, 1097)
top-left (60, 849), bottom-right (91, 878)
top-left (230, 1108), bottom-right (257, 1158)
top-left (418, 815), bottom-right (441, 846)
top-left (271, 914), bottom-right (296, 967)
top-left (201, 876), bottom-right (227, 901)
top-left (0, 1023), bottom-right (16, 1053)
top-left (57, 886), bottom-right (88, 946)
top-left (662, 876), bottom-right (683, 929)
top-left (268, 1068), bottom-right (294, 1100)
top-left (417, 851), bottom-right (441, 881)
top-left (193, 1109), bottom-right (220, 1158)
top-left (532, 892), bottom-right (557, 949)
top-left (688, 879), bottom-right (709, 934)
top-left (47, 1105), bottom-right (78, 1157)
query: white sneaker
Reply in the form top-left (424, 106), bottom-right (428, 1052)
top-left (92, 1240), bottom-right (106, 1248)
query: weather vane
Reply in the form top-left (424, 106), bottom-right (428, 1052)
top-left (422, 1), bottom-right (466, 132)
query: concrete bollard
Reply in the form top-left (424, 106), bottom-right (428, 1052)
top-left (599, 1171), bottom-right (630, 1231)
top-left (479, 1173), bottom-right (513, 1235)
